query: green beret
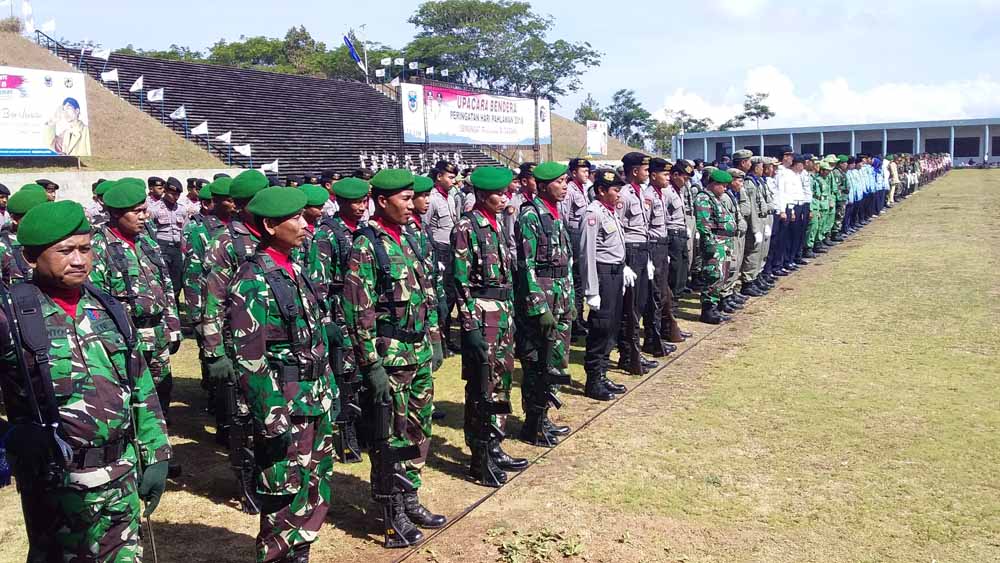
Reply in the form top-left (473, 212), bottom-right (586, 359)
top-left (412, 175), bottom-right (434, 194)
top-left (8, 189), bottom-right (49, 216)
top-left (103, 180), bottom-right (147, 209)
top-left (370, 169), bottom-right (414, 192)
top-left (837, 155), bottom-right (848, 162)
top-left (210, 177), bottom-right (233, 196)
top-left (470, 166), bottom-right (514, 191)
top-left (94, 180), bottom-right (115, 197)
top-left (17, 201), bottom-right (91, 247)
top-left (247, 187), bottom-right (307, 218)
top-left (818, 161), bottom-right (833, 171)
top-left (709, 169), bottom-right (733, 184)
top-left (118, 177), bottom-right (146, 190)
top-left (198, 184), bottom-right (213, 200)
top-left (18, 183), bottom-right (46, 195)
top-left (230, 169), bottom-right (269, 200)
top-left (333, 177), bottom-right (370, 200)
top-left (300, 184), bottom-right (329, 207)
top-left (533, 161), bottom-right (569, 182)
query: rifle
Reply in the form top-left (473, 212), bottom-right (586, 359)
top-left (536, 335), bottom-right (571, 410)
top-left (329, 321), bottom-right (362, 463)
top-left (369, 398), bottom-right (420, 502)
top-left (217, 378), bottom-right (260, 514)
top-left (471, 349), bottom-right (512, 443)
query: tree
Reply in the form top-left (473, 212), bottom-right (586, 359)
top-left (208, 35), bottom-right (290, 70)
top-left (663, 110), bottom-right (714, 133)
top-left (115, 43), bottom-right (204, 61)
top-left (742, 92), bottom-right (775, 129)
top-left (718, 115), bottom-right (746, 131)
top-left (605, 89), bottom-right (650, 147)
top-left (283, 25), bottom-right (325, 74)
top-left (648, 119), bottom-right (679, 155)
top-left (574, 93), bottom-right (603, 124)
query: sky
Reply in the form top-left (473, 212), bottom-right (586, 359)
top-left (14, 0), bottom-right (1000, 130)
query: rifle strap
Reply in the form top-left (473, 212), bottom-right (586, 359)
top-left (355, 226), bottom-right (402, 328)
top-left (255, 256), bottom-right (305, 357)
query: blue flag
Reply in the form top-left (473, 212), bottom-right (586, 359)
top-left (344, 36), bottom-right (361, 63)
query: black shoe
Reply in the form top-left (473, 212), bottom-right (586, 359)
top-left (403, 492), bottom-right (447, 529)
top-left (289, 545), bottom-right (310, 563)
top-left (469, 441), bottom-right (507, 487)
top-left (382, 494), bottom-right (424, 548)
top-left (679, 329), bottom-right (693, 338)
top-left (541, 412), bottom-right (570, 437)
top-left (640, 356), bottom-right (659, 370)
top-left (641, 342), bottom-right (668, 358)
top-left (732, 292), bottom-right (748, 303)
top-left (585, 376), bottom-right (616, 401)
top-left (520, 411), bottom-right (560, 447)
top-left (431, 410), bottom-right (446, 421)
top-left (720, 300), bottom-right (738, 314)
top-left (784, 262), bottom-right (799, 271)
top-left (489, 439), bottom-right (528, 472)
top-left (662, 342), bottom-right (677, 354)
top-left (803, 248), bottom-right (817, 258)
top-left (616, 355), bottom-right (645, 376)
top-left (168, 459), bottom-right (183, 479)
top-left (795, 258), bottom-right (809, 266)
top-left (773, 268), bottom-right (789, 277)
top-left (741, 285), bottom-right (763, 297)
top-left (602, 377), bottom-right (627, 394)
top-left (699, 302), bottom-right (723, 324)
top-left (813, 245), bottom-right (828, 254)
top-left (726, 297), bottom-right (745, 310)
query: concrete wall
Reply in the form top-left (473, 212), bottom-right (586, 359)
top-left (1, 168), bottom-right (246, 205)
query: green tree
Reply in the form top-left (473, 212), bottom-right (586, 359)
top-left (665, 110), bottom-right (714, 133)
top-left (605, 89), bottom-right (650, 147)
top-left (208, 35), bottom-right (290, 70)
top-left (283, 25), bottom-right (325, 74)
top-left (742, 92), bottom-right (776, 129)
top-left (115, 43), bottom-right (204, 61)
top-left (648, 119), bottom-right (679, 155)
top-left (573, 93), bottom-right (603, 124)
top-left (718, 115), bottom-right (746, 131)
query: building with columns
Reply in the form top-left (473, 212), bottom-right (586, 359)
top-left (672, 118), bottom-right (1000, 163)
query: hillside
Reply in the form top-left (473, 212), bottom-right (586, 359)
top-left (491, 113), bottom-right (637, 164)
top-left (0, 33), bottom-right (223, 172)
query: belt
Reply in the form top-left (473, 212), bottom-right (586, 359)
top-left (535, 265), bottom-right (568, 278)
top-left (667, 227), bottom-right (687, 234)
top-left (649, 237), bottom-right (669, 245)
top-left (624, 242), bottom-right (648, 250)
top-left (133, 312), bottom-right (164, 328)
top-left (72, 435), bottom-right (130, 469)
top-left (376, 323), bottom-right (425, 343)
top-left (596, 263), bottom-right (623, 274)
top-left (470, 286), bottom-right (512, 300)
top-left (156, 238), bottom-right (181, 247)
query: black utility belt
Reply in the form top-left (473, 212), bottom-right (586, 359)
top-left (534, 265), bottom-right (569, 278)
top-left (596, 263), bottom-right (624, 274)
top-left (624, 242), bottom-right (649, 250)
top-left (376, 323), bottom-right (425, 343)
top-left (72, 433), bottom-right (132, 469)
top-left (471, 286), bottom-right (512, 300)
top-left (155, 239), bottom-right (181, 247)
top-left (269, 360), bottom-right (325, 382)
top-left (649, 237), bottom-right (670, 246)
top-left (133, 312), bottom-right (164, 329)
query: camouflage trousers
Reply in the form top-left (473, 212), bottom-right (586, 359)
top-left (721, 234), bottom-right (744, 297)
top-left (20, 470), bottom-right (142, 562)
top-left (255, 411), bottom-right (336, 563)
top-left (699, 240), bottom-right (730, 305)
top-left (462, 300), bottom-right (515, 446)
top-left (141, 325), bottom-right (174, 425)
top-left (833, 199), bottom-right (848, 234)
top-left (387, 361), bottom-right (434, 489)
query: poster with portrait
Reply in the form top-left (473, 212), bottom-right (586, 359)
top-left (586, 120), bottom-right (608, 156)
top-left (0, 65), bottom-right (92, 157)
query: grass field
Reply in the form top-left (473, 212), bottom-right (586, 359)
top-left (1, 170), bottom-right (997, 562)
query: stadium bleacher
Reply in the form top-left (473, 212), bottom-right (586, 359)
top-left (35, 32), bottom-right (505, 177)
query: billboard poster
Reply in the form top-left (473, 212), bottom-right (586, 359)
top-left (0, 65), bottom-right (92, 157)
top-left (402, 82), bottom-right (551, 145)
top-left (400, 82), bottom-right (426, 143)
top-left (586, 120), bottom-right (608, 156)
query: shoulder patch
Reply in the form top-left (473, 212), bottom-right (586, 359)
top-left (588, 216), bottom-right (597, 226)
top-left (644, 198), bottom-right (653, 207)
top-left (616, 202), bottom-right (624, 209)
top-left (505, 205), bottom-right (516, 215)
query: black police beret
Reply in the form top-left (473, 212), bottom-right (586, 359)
top-left (35, 178), bottom-right (58, 189)
top-left (622, 151), bottom-right (650, 168)
top-left (213, 173), bottom-right (231, 180)
top-left (434, 161), bottom-right (459, 175)
top-left (518, 162), bottom-right (537, 179)
top-left (649, 157), bottom-right (672, 173)
top-left (568, 158), bottom-right (592, 170)
top-left (166, 177), bottom-right (183, 192)
top-left (353, 168), bottom-right (374, 181)
top-left (148, 176), bottom-right (165, 187)
top-left (0, 183), bottom-right (9, 196)
top-left (780, 146), bottom-right (794, 155)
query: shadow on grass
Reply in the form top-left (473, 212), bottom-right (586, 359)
top-left (144, 521), bottom-right (255, 563)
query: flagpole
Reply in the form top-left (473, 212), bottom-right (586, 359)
top-left (116, 83), bottom-right (120, 97)
top-left (184, 117), bottom-right (189, 139)
top-left (160, 99), bottom-right (164, 122)
top-left (228, 145), bottom-right (232, 166)
top-left (139, 89), bottom-right (144, 112)
top-left (101, 59), bottom-right (108, 73)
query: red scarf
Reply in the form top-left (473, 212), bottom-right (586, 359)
top-left (540, 197), bottom-right (560, 220)
top-left (108, 226), bottom-right (136, 250)
top-left (375, 217), bottom-right (403, 246)
top-left (244, 220), bottom-right (263, 240)
top-left (341, 216), bottom-right (359, 232)
top-left (264, 247), bottom-right (296, 279)
top-left (435, 185), bottom-right (449, 199)
top-left (45, 286), bottom-right (81, 320)
top-left (601, 200), bottom-right (616, 214)
top-left (474, 204), bottom-right (499, 232)
top-left (305, 223), bottom-right (315, 234)
top-left (631, 182), bottom-right (643, 199)
top-left (411, 214), bottom-right (422, 229)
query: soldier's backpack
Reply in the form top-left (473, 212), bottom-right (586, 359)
top-left (1, 231), bottom-right (32, 283)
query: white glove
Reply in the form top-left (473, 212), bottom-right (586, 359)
top-left (754, 231), bottom-right (763, 244)
top-left (646, 260), bottom-right (654, 280)
top-left (764, 225), bottom-right (772, 237)
top-left (623, 266), bottom-right (637, 290)
top-left (437, 261), bottom-right (446, 272)
top-left (586, 294), bottom-right (601, 311)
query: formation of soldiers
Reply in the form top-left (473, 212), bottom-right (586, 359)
top-left (0, 150), bottom-right (950, 563)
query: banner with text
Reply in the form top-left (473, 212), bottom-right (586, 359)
top-left (586, 120), bottom-right (608, 156)
top-left (400, 82), bottom-right (551, 145)
top-left (0, 65), bottom-right (92, 157)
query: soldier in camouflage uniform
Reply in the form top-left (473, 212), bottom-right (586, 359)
top-left (406, 176), bottom-right (444, 374)
top-left (514, 161), bottom-right (576, 447)
top-left (89, 180), bottom-right (182, 480)
top-left (718, 168), bottom-right (748, 314)
top-left (831, 155), bottom-right (850, 239)
top-left (452, 166), bottom-right (529, 487)
top-left (295, 184), bottom-right (329, 269)
top-left (0, 186), bottom-right (49, 286)
top-left (0, 200), bottom-right (171, 562)
top-left (805, 162), bottom-right (833, 257)
top-left (343, 169), bottom-right (445, 549)
top-left (308, 177), bottom-right (370, 464)
top-left (695, 169), bottom-right (737, 324)
top-left (227, 187), bottom-right (338, 563)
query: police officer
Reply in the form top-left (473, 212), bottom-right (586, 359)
top-left (579, 169), bottom-right (630, 401)
top-left (616, 152), bottom-right (658, 375)
top-left (666, 160), bottom-right (695, 300)
top-left (147, 177), bottom-right (186, 299)
top-left (423, 161), bottom-right (460, 354)
top-left (504, 162), bottom-right (537, 258)
top-left (0, 200), bottom-right (171, 562)
top-left (561, 158), bottom-right (591, 338)
top-left (34, 178), bottom-right (59, 201)
top-left (453, 166), bottom-right (528, 488)
top-left (642, 158), bottom-right (685, 355)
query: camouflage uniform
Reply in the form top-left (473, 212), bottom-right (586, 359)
top-left (831, 167), bottom-right (849, 235)
top-left (514, 197), bottom-right (575, 434)
top-left (229, 250), bottom-right (338, 563)
top-left (90, 226), bottom-right (182, 421)
top-left (181, 214), bottom-right (226, 388)
top-left (0, 285), bottom-right (171, 562)
top-left (694, 191), bottom-right (736, 305)
top-left (0, 224), bottom-right (32, 286)
top-left (343, 220), bottom-right (436, 489)
top-left (201, 220), bottom-right (260, 361)
top-left (719, 188), bottom-right (745, 299)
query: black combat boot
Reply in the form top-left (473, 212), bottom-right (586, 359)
top-left (585, 373), bottom-right (615, 401)
top-left (541, 411), bottom-right (570, 437)
top-left (728, 296), bottom-right (745, 310)
top-left (288, 545), bottom-right (310, 563)
top-left (469, 440), bottom-right (507, 487)
top-left (403, 491), bottom-right (447, 529)
top-left (601, 377), bottom-right (627, 394)
top-left (640, 355), bottom-right (659, 370)
top-left (741, 283), bottom-right (763, 297)
top-left (813, 244), bottom-right (828, 254)
top-left (489, 438), bottom-right (528, 471)
top-left (382, 494), bottom-right (424, 548)
top-left (720, 298), bottom-right (738, 314)
top-left (700, 302), bottom-right (723, 324)
top-left (336, 422), bottom-right (363, 464)
top-left (520, 410), bottom-right (560, 447)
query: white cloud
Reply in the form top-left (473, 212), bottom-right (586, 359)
top-left (656, 65), bottom-right (1000, 130)
top-left (714, 0), bottom-right (770, 18)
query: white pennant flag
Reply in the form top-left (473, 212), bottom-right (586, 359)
top-left (92, 48), bottom-right (111, 61)
top-left (169, 105), bottom-right (186, 120)
top-left (215, 131), bottom-right (232, 144)
top-left (234, 144), bottom-right (252, 157)
top-left (40, 18), bottom-right (54, 33)
top-left (393, 57), bottom-right (404, 66)
top-left (380, 57), bottom-right (391, 66)
top-left (129, 75), bottom-right (144, 93)
top-left (375, 68), bottom-right (386, 78)
top-left (191, 121), bottom-right (209, 136)
top-left (100, 69), bottom-right (119, 83)
top-left (147, 87), bottom-right (164, 102)
top-left (426, 67), bottom-right (434, 75)
top-left (408, 61), bottom-right (418, 70)
top-left (440, 69), bottom-right (449, 77)
top-left (260, 159), bottom-right (279, 173)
